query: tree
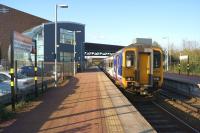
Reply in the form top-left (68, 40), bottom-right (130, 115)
top-left (152, 41), bottom-right (162, 48)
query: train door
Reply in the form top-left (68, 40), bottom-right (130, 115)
top-left (118, 53), bottom-right (122, 77)
top-left (139, 53), bottom-right (151, 85)
top-left (116, 53), bottom-right (123, 84)
top-left (116, 55), bottom-right (119, 78)
top-left (113, 56), bottom-right (117, 79)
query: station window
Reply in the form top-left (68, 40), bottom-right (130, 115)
top-left (60, 28), bottom-right (74, 45)
top-left (153, 50), bottom-right (161, 68)
top-left (60, 52), bottom-right (73, 62)
top-left (126, 51), bottom-right (135, 67)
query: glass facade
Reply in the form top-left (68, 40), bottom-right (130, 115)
top-left (60, 52), bottom-right (73, 62)
top-left (23, 25), bottom-right (44, 61)
top-left (60, 28), bottom-right (74, 45)
top-left (15, 49), bottom-right (31, 61)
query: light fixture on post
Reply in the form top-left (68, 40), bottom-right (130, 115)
top-left (54, 4), bottom-right (68, 87)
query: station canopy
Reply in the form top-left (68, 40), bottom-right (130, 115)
top-left (84, 42), bottom-right (124, 56)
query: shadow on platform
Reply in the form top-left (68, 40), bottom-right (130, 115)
top-left (2, 77), bottom-right (79, 133)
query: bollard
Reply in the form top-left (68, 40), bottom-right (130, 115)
top-left (34, 39), bottom-right (38, 97)
top-left (10, 32), bottom-right (15, 111)
top-left (15, 60), bottom-right (18, 93)
top-left (187, 63), bottom-right (190, 76)
top-left (178, 63), bottom-right (181, 75)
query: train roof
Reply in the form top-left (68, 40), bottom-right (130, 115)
top-left (107, 43), bottom-right (163, 57)
top-left (127, 43), bottom-right (161, 49)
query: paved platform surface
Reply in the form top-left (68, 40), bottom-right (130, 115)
top-left (2, 67), bottom-right (155, 133)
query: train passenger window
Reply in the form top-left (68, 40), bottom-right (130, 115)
top-left (126, 51), bottom-right (135, 67)
top-left (153, 50), bottom-right (161, 68)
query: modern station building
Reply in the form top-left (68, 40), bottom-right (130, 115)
top-left (23, 22), bottom-right (85, 68)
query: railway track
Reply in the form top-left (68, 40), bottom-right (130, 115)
top-left (159, 89), bottom-right (200, 114)
top-left (122, 91), bottom-right (200, 133)
top-left (156, 89), bottom-right (200, 131)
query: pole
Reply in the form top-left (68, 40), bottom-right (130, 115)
top-left (80, 42), bottom-right (82, 71)
top-left (15, 60), bottom-right (18, 93)
top-left (80, 42), bottom-right (83, 71)
top-left (163, 37), bottom-right (169, 71)
top-left (167, 40), bottom-right (169, 71)
top-left (62, 58), bottom-right (64, 81)
top-left (10, 32), bottom-right (15, 111)
top-left (15, 60), bottom-right (18, 102)
top-left (187, 56), bottom-right (190, 76)
top-left (55, 5), bottom-right (57, 87)
top-left (41, 61), bottom-right (44, 93)
top-left (178, 60), bottom-right (181, 75)
top-left (73, 31), bottom-right (76, 76)
top-left (34, 39), bottom-right (38, 97)
top-left (168, 37), bottom-right (171, 71)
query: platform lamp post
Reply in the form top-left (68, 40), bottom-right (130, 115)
top-left (163, 37), bottom-right (169, 71)
top-left (73, 31), bottom-right (81, 76)
top-left (55, 4), bottom-right (68, 87)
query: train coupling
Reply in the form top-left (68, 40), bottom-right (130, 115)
top-left (140, 87), bottom-right (148, 95)
top-left (140, 91), bottom-right (148, 95)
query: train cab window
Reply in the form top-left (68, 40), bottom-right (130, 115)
top-left (153, 50), bottom-right (161, 68)
top-left (126, 51), bottom-right (135, 67)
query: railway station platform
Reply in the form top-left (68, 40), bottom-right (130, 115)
top-left (164, 73), bottom-right (200, 86)
top-left (164, 73), bottom-right (200, 97)
top-left (2, 66), bottom-right (155, 133)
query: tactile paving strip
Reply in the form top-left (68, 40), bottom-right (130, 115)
top-left (98, 73), bottom-right (124, 133)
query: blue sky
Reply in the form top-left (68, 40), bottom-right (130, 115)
top-left (1, 0), bottom-right (200, 49)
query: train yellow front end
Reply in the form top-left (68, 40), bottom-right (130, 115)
top-left (102, 43), bottom-right (163, 95)
top-left (101, 41), bottom-right (164, 95)
top-left (122, 46), bottom-right (163, 94)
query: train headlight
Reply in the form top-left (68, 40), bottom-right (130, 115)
top-left (153, 77), bottom-right (160, 81)
top-left (126, 77), bottom-right (134, 81)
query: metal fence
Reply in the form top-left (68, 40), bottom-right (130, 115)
top-left (0, 60), bottom-right (75, 105)
top-left (168, 61), bottom-right (200, 76)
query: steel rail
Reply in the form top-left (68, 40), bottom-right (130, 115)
top-left (152, 101), bottom-right (199, 133)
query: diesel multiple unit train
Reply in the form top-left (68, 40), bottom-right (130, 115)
top-left (100, 43), bottom-right (163, 94)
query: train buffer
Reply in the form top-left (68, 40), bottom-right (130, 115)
top-left (2, 66), bottom-right (156, 133)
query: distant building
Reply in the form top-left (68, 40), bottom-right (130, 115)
top-left (0, 4), bottom-right (49, 60)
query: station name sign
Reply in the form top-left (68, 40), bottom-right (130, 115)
top-left (13, 31), bottom-right (34, 53)
top-left (179, 55), bottom-right (188, 61)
